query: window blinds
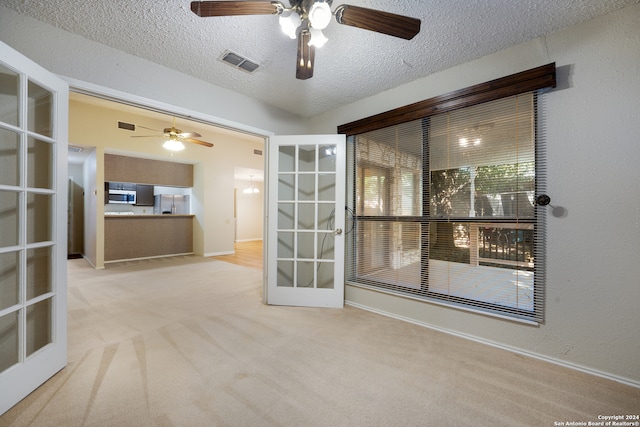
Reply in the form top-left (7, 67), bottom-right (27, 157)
top-left (346, 92), bottom-right (545, 322)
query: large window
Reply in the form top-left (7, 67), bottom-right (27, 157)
top-left (341, 64), bottom-right (554, 322)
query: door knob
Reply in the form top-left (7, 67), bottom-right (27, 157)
top-left (535, 194), bottom-right (551, 206)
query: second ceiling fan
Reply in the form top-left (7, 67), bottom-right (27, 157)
top-left (132, 118), bottom-right (214, 152)
top-left (191, 0), bottom-right (421, 79)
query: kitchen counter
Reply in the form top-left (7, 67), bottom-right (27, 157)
top-left (104, 215), bottom-right (194, 262)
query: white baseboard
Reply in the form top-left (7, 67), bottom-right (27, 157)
top-left (206, 251), bottom-right (235, 257)
top-left (103, 252), bottom-right (194, 264)
top-left (76, 255), bottom-right (104, 270)
top-left (234, 238), bottom-right (263, 243)
top-left (345, 300), bottom-right (640, 389)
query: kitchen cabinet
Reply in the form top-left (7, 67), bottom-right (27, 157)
top-left (135, 184), bottom-right (154, 206)
top-left (105, 154), bottom-right (193, 187)
top-left (107, 182), bottom-right (136, 191)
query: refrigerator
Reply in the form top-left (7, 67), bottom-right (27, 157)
top-left (154, 194), bottom-right (190, 214)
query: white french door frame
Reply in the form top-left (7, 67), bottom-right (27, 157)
top-left (266, 134), bottom-right (346, 308)
top-left (0, 41), bottom-right (68, 416)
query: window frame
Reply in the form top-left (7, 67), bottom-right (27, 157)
top-left (339, 64), bottom-right (556, 323)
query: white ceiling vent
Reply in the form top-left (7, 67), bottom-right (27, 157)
top-left (68, 145), bottom-right (83, 153)
top-left (219, 50), bottom-right (259, 74)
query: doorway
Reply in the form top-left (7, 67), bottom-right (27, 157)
top-left (226, 166), bottom-right (264, 269)
top-left (234, 167), bottom-right (264, 235)
top-left (67, 90), bottom-right (267, 267)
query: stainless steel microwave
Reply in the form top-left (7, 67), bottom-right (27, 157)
top-left (108, 189), bottom-right (136, 204)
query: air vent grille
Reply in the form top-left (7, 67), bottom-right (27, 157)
top-left (68, 145), bottom-right (83, 153)
top-left (118, 121), bottom-right (136, 131)
top-left (219, 50), bottom-right (260, 74)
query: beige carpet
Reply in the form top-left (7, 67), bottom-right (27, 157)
top-left (1, 256), bottom-right (638, 426)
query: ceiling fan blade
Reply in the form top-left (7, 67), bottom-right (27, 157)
top-left (191, 1), bottom-right (282, 17)
top-left (335, 5), bottom-right (421, 40)
top-left (178, 132), bottom-right (202, 138)
top-left (131, 135), bottom-right (164, 138)
top-left (185, 138), bottom-right (214, 148)
top-left (296, 31), bottom-right (315, 80)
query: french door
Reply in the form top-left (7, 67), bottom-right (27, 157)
top-left (0, 41), bottom-right (68, 415)
top-left (267, 135), bottom-right (345, 308)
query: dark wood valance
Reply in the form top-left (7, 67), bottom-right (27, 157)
top-left (337, 63), bottom-right (556, 136)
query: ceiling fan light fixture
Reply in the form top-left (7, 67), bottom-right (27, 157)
top-left (296, 30), bottom-right (314, 79)
top-left (279, 11), bottom-right (301, 39)
top-left (308, 27), bottom-right (328, 48)
top-left (308, 1), bottom-right (332, 30)
top-left (190, 0), bottom-right (421, 80)
top-left (163, 139), bottom-right (185, 152)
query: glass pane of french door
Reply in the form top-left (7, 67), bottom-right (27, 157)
top-left (0, 41), bottom-right (68, 416)
top-left (267, 135), bottom-right (345, 308)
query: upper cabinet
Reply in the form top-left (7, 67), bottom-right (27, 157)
top-left (135, 184), bottom-right (154, 206)
top-left (105, 154), bottom-right (193, 187)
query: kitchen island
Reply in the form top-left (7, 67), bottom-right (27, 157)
top-left (104, 214), bottom-right (194, 262)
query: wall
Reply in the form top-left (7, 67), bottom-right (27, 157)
top-left (0, 6), bottom-right (307, 137)
top-left (82, 148), bottom-right (99, 268)
top-left (235, 179), bottom-right (264, 242)
top-left (310, 4), bottom-right (640, 385)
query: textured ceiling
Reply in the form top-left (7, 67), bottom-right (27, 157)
top-left (2, 0), bottom-right (637, 117)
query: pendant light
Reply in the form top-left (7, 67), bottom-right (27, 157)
top-left (243, 175), bottom-right (260, 194)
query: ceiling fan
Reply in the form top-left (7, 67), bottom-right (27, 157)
top-left (190, 0), bottom-right (421, 80)
top-left (132, 118), bottom-right (214, 152)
